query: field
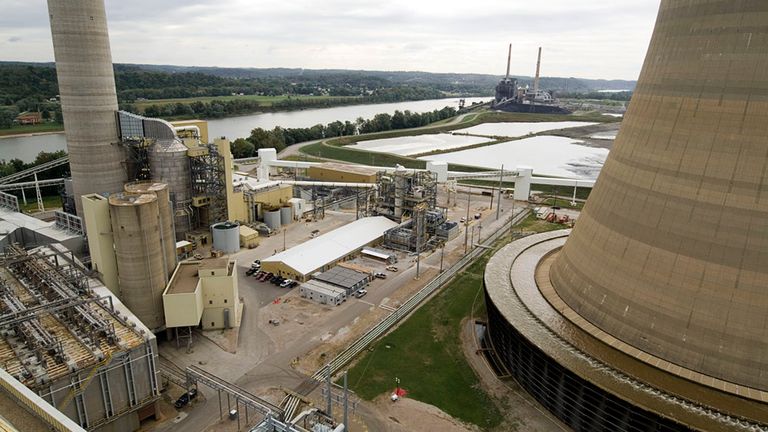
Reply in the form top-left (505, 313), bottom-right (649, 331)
top-left (346, 214), bottom-right (562, 429)
top-left (133, 94), bottom-right (361, 111)
top-left (0, 123), bottom-right (63, 137)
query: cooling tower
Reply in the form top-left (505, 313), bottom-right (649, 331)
top-left (48, 0), bottom-right (127, 217)
top-left (124, 181), bottom-right (176, 276)
top-left (550, 0), bottom-right (768, 392)
top-left (109, 192), bottom-right (166, 331)
top-left (484, 1), bottom-right (768, 430)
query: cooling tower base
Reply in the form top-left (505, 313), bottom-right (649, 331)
top-left (483, 231), bottom-right (768, 432)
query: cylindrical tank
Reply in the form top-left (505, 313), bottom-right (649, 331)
top-left (149, 140), bottom-right (193, 240)
top-left (264, 209), bottom-right (281, 230)
top-left (109, 192), bottom-right (166, 331)
top-left (280, 206), bottom-right (293, 226)
top-left (211, 221), bottom-right (239, 254)
top-left (47, 0), bottom-right (127, 218)
top-left (125, 182), bottom-right (176, 276)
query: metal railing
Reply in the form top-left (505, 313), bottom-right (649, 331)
top-left (312, 207), bottom-right (531, 379)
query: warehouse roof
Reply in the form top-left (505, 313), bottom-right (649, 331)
top-left (263, 216), bottom-right (398, 276)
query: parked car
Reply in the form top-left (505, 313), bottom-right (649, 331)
top-left (374, 272), bottom-right (387, 279)
top-left (253, 271), bottom-right (265, 278)
top-left (271, 276), bottom-right (284, 285)
top-left (474, 213), bottom-right (481, 220)
top-left (250, 262), bottom-right (261, 270)
top-left (280, 279), bottom-right (294, 288)
top-left (288, 281), bottom-right (299, 288)
top-left (245, 268), bottom-right (256, 276)
top-left (386, 266), bottom-right (398, 272)
top-left (259, 272), bottom-right (273, 282)
top-left (174, 388), bottom-right (198, 409)
top-left (355, 289), bottom-right (368, 298)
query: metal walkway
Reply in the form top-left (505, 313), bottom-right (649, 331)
top-left (0, 156), bottom-right (69, 185)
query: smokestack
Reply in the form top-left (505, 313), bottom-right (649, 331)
top-left (533, 47), bottom-right (542, 94)
top-left (505, 43), bottom-right (511, 79)
top-left (47, 0), bottom-right (127, 217)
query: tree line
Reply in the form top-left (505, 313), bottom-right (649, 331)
top-left (230, 107), bottom-right (457, 157)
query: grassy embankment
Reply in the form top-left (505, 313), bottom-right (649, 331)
top-left (346, 214), bottom-right (563, 429)
top-left (19, 195), bottom-right (62, 212)
top-left (0, 123), bottom-right (64, 137)
top-left (300, 111), bottom-right (618, 171)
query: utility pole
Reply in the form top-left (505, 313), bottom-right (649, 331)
top-left (464, 186), bottom-right (471, 254)
top-left (439, 241), bottom-right (445, 273)
top-left (326, 364), bottom-right (333, 417)
top-left (470, 225), bottom-right (475, 250)
top-left (496, 164), bottom-right (504, 220)
top-left (343, 371), bottom-right (349, 432)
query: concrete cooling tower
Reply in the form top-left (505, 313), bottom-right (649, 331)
top-left (47, 0), bottom-right (127, 216)
top-left (484, 1), bottom-right (768, 431)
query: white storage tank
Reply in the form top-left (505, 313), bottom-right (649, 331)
top-left (211, 221), bottom-right (240, 254)
top-left (264, 209), bottom-right (281, 230)
top-left (280, 206), bottom-right (293, 226)
top-left (288, 198), bottom-right (306, 220)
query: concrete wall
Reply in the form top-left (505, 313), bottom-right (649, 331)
top-left (81, 194), bottom-right (119, 294)
top-left (200, 261), bottom-right (240, 329)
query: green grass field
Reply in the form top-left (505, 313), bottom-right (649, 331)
top-left (0, 123), bottom-right (63, 137)
top-left (346, 214), bottom-right (562, 429)
top-left (19, 195), bottom-right (62, 212)
top-left (133, 94), bottom-right (361, 111)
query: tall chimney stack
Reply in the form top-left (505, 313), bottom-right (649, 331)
top-left (533, 47), bottom-right (542, 94)
top-left (505, 43), bottom-right (511, 79)
top-left (47, 0), bottom-right (127, 217)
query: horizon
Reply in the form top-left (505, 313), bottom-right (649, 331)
top-left (1, 1), bottom-right (660, 81)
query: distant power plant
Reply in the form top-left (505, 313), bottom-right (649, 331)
top-left (484, 1), bottom-right (768, 431)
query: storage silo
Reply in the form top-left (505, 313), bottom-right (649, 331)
top-left (280, 206), bottom-right (293, 226)
top-left (149, 139), bottom-right (193, 239)
top-left (264, 209), bottom-right (281, 230)
top-left (211, 221), bottom-right (240, 254)
top-left (109, 192), bottom-right (166, 331)
top-left (125, 181), bottom-right (176, 276)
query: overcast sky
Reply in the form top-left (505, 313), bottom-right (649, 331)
top-left (1, 1), bottom-right (660, 81)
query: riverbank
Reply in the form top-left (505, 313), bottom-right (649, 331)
top-left (0, 124), bottom-right (64, 138)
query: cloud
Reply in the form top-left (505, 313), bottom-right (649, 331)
top-left (0, 0), bottom-right (661, 80)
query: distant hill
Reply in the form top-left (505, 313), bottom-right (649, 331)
top-left (126, 63), bottom-right (636, 93)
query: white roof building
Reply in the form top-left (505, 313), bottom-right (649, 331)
top-left (261, 216), bottom-right (398, 280)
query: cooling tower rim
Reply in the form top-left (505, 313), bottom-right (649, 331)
top-left (484, 230), bottom-right (768, 428)
top-left (108, 192), bottom-right (157, 206)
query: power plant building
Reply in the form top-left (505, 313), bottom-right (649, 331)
top-left (261, 216), bottom-right (398, 282)
top-left (484, 1), bottom-right (768, 431)
top-left (163, 257), bottom-right (241, 331)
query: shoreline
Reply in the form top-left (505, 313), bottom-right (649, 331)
top-left (0, 130), bottom-right (65, 139)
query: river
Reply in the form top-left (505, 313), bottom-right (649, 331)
top-left (0, 97), bottom-right (489, 162)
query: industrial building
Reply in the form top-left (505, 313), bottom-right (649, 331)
top-left (260, 217), bottom-right (398, 282)
top-left (313, 266), bottom-right (371, 296)
top-left (0, 243), bottom-right (159, 431)
top-left (298, 281), bottom-right (347, 306)
top-left (483, 2), bottom-right (768, 430)
top-left (308, 163), bottom-right (378, 184)
top-left (162, 257), bottom-right (241, 331)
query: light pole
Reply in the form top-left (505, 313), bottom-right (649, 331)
top-left (464, 186), bottom-right (471, 254)
top-left (496, 164), bottom-right (504, 220)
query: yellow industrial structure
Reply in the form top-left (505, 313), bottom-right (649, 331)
top-left (308, 162), bottom-right (378, 183)
top-left (163, 257), bottom-right (241, 330)
top-left (239, 225), bottom-right (260, 248)
top-left (81, 193), bottom-right (119, 293)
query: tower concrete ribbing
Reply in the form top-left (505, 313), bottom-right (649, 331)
top-left (48, 0), bottom-right (127, 216)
